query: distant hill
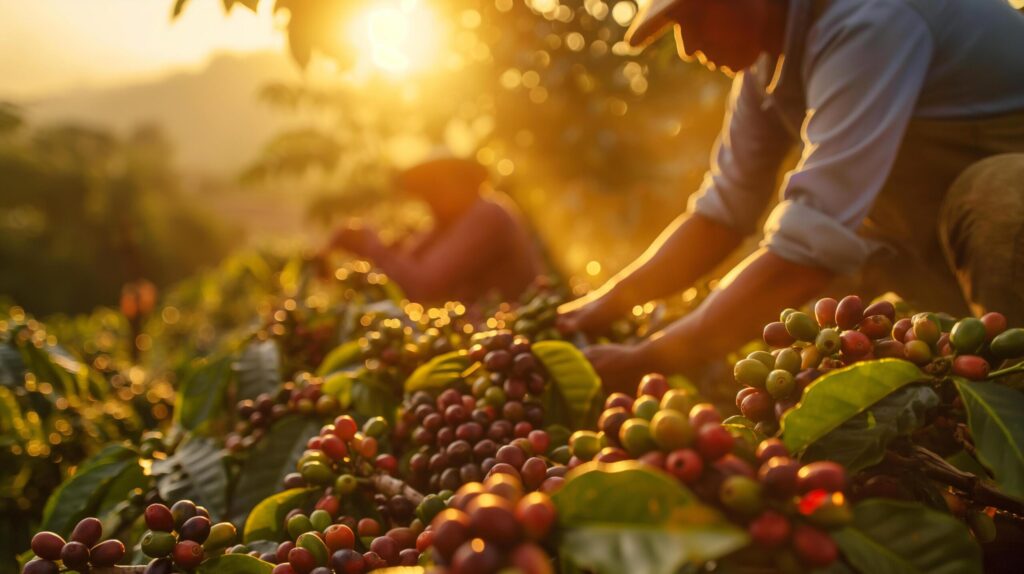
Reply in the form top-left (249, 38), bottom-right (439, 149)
top-left (20, 51), bottom-right (302, 176)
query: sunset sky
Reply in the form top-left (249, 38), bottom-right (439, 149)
top-left (0, 0), bottom-right (284, 100)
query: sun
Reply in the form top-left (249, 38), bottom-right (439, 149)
top-left (347, 0), bottom-right (445, 76)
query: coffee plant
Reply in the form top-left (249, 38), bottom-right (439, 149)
top-left (5, 257), bottom-right (1024, 574)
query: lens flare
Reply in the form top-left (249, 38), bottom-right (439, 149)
top-left (347, 0), bottom-right (444, 76)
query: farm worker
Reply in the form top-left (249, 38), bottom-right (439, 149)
top-left (325, 154), bottom-right (544, 306)
top-left (559, 0), bottom-right (1024, 392)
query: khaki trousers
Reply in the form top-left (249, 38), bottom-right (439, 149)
top-left (853, 111), bottom-right (1024, 323)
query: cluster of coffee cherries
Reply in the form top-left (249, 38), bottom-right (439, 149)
top-left (26, 519), bottom-right (125, 574)
top-left (739, 296), bottom-right (1024, 428)
top-left (424, 472), bottom-right (556, 574)
top-left (358, 315), bottom-right (458, 385)
top-left (138, 500), bottom-right (237, 572)
top-left (397, 331), bottom-right (561, 494)
top-left (726, 439), bottom-right (849, 571)
top-left (227, 375), bottom-right (342, 453)
top-left (255, 507), bottom-right (423, 573)
top-left (569, 374), bottom-right (736, 474)
top-left (271, 306), bottom-right (338, 375)
top-left (282, 415), bottom-right (392, 492)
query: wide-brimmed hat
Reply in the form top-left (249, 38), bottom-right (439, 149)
top-left (398, 152), bottom-right (490, 195)
top-left (625, 0), bottom-right (681, 48)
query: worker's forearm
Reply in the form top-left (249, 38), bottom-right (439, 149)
top-left (609, 212), bottom-right (744, 308)
top-left (638, 249), bottom-right (835, 373)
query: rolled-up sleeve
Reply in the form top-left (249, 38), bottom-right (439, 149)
top-left (689, 69), bottom-right (793, 235)
top-left (764, 2), bottom-right (934, 274)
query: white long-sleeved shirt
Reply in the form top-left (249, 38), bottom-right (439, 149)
top-left (688, 0), bottom-right (1024, 273)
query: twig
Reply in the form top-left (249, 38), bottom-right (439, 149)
top-left (987, 361), bottom-right (1024, 380)
top-left (369, 473), bottom-right (424, 505)
top-left (902, 446), bottom-right (1024, 518)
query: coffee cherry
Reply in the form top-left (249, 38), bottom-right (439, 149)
top-left (981, 312), bottom-right (1008, 341)
top-left (815, 328), bottom-right (841, 355)
top-left (142, 531), bottom-right (177, 558)
top-left (734, 358), bottom-right (770, 389)
top-left (70, 517), bottom-right (103, 547)
top-left (145, 504), bottom-right (175, 532)
top-left (892, 317), bottom-right (913, 341)
top-left (719, 476), bottom-right (764, 516)
top-left (739, 390), bottom-right (774, 423)
top-left (619, 418), bottom-right (656, 457)
top-left (749, 511), bottom-right (791, 548)
top-left (61, 541), bottom-right (91, 571)
top-left (520, 457), bottom-right (548, 490)
top-left (755, 439), bottom-right (789, 462)
top-left (170, 500), bottom-right (198, 531)
top-left (431, 509), bottom-right (471, 561)
top-left (173, 540), bottom-right (205, 569)
top-left (660, 389), bottom-right (695, 415)
top-left (508, 542), bottom-right (554, 574)
top-left (791, 525), bottom-right (838, 567)
top-left (784, 312), bottom-right (819, 342)
top-left (840, 330), bottom-right (872, 360)
top-left (515, 492), bottom-right (556, 540)
top-left (637, 373), bottom-right (669, 399)
top-left (604, 392), bottom-right (634, 410)
top-left (814, 298), bottom-right (838, 327)
top-left (632, 395), bottom-right (660, 420)
top-left (30, 532), bottom-right (65, 561)
top-left (650, 409), bottom-right (694, 451)
top-left (204, 522), bottom-right (237, 552)
top-left (912, 314), bottom-right (942, 346)
top-left (859, 315), bottom-right (892, 340)
top-left (329, 548), bottom-right (364, 574)
top-left (569, 431), bottom-right (603, 461)
top-left (695, 425), bottom-right (734, 461)
top-left (797, 462), bottom-right (847, 493)
top-left (765, 370), bottom-right (796, 399)
top-left (91, 539), bottom-right (127, 567)
top-left (688, 404), bottom-right (722, 430)
top-left (451, 538), bottom-right (503, 573)
top-left (835, 295), bottom-right (864, 330)
top-left (952, 355), bottom-right (990, 380)
top-left (22, 559), bottom-right (59, 574)
top-left (991, 328), bottom-right (1024, 359)
top-left (180, 516), bottom-right (212, 544)
top-left (773, 347), bottom-right (801, 375)
top-left (759, 456), bottom-right (801, 498)
top-left (735, 387), bottom-right (758, 410)
top-left (763, 322), bottom-right (795, 348)
top-left (874, 339), bottom-right (905, 359)
top-left (370, 536), bottom-right (399, 565)
top-left (951, 318), bottom-right (986, 354)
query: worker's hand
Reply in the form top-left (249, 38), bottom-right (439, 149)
top-left (557, 288), bottom-right (627, 336)
top-left (583, 343), bottom-right (651, 395)
top-left (326, 221), bottom-right (381, 258)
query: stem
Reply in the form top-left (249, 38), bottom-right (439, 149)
top-left (905, 446), bottom-right (1024, 518)
top-left (986, 361), bottom-right (1024, 380)
top-left (369, 473), bottom-right (424, 505)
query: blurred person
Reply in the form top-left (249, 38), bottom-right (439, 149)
top-left (324, 155), bottom-right (544, 306)
top-left (559, 0), bottom-right (1024, 392)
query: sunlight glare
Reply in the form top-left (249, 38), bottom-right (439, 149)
top-left (348, 0), bottom-right (445, 76)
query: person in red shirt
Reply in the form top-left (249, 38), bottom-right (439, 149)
top-left (325, 155), bottom-right (544, 306)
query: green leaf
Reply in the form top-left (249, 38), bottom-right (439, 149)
top-left (230, 416), bottom-right (321, 525)
top-left (40, 444), bottom-right (139, 536)
top-left (152, 437), bottom-right (229, 520)
top-left (552, 461), bottom-right (747, 574)
top-left (175, 356), bottom-right (233, 433)
top-left (803, 385), bottom-right (939, 473)
top-left (953, 379), bottom-right (1024, 500)
top-left (197, 553), bottom-right (273, 574)
top-left (832, 499), bottom-right (982, 574)
top-left (533, 341), bottom-right (603, 429)
top-left (317, 340), bottom-right (363, 376)
top-left (323, 370), bottom-right (356, 408)
top-left (781, 359), bottom-right (924, 454)
top-left (234, 339), bottom-right (282, 401)
top-left (243, 488), bottom-right (320, 543)
top-left (404, 351), bottom-right (470, 393)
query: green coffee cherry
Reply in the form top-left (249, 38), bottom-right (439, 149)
top-left (309, 509), bottom-right (332, 532)
top-left (774, 347), bottom-right (801, 375)
top-left (912, 314), bottom-right (942, 346)
top-left (141, 531), bottom-right (176, 558)
top-left (950, 318), bottom-right (986, 354)
top-left (904, 340), bottom-right (933, 365)
top-left (618, 418), bottom-right (656, 457)
top-left (785, 312), bottom-right (820, 343)
top-left (286, 514), bottom-right (314, 540)
top-left (815, 328), bottom-right (841, 355)
top-left (632, 395), bottom-right (661, 421)
top-left (300, 461), bottom-right (336, 486)
top-left (991, 328), bottom-right (1024, 359)
top-left (203, 523), bottom-right (237, 552)
top-left (335, 474), bottom-right (358, 495)
top-left (569, 431), bottom-right (604, 461)
top-left (416, 494), bottom-right (446, 524)
top-left (765, 370), bottom-right (796, 399)
top-left (719, 476), bottom-right (764, 516)
top-left (362, 416), bottom-right (388, 438)
top-left (297, 532), bottom-right (330, 565)
top-left (734, 358), bottom-right (770, 389)
top-left (780, 308), bottom-right (800, 322)
top-left (747, 350), bottom-right (776, 370)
